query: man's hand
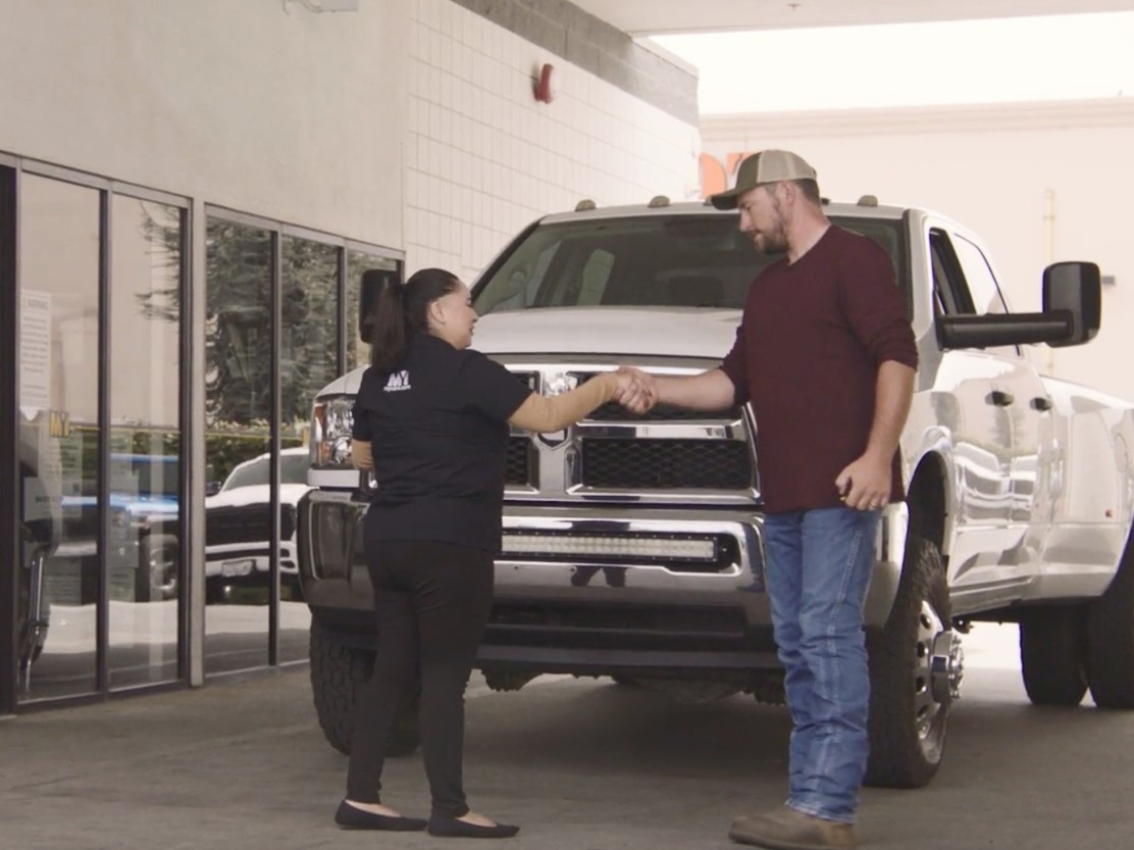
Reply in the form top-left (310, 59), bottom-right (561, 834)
top-left (613, 366), bottom-right (657, 414)
top-left (835, 452), bottom-right (891, 511)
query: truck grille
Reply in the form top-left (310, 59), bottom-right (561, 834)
top-left (588, 402), bottom-right (744, 422)
top-left (206, 504), bottom-right (296, 546)
top-left (495, 364), bottom-right (758, 502)
top-left (505, 437), bottom-right (533, 487)
top-left (580, 439), bottom-right (752, 490)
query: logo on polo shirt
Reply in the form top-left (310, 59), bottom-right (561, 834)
top-left (383, 370), bottom-right (411, 392)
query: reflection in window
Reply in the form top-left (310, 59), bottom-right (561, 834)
top-left (108, 196), bottom-right (183, 688)
top-left (279, 236), bottom-right (339, 662)
top-left (204, 218), bottom-right (271, 675)
top-left (18, 175), bottom-right (101, 702)
top-left (347, 251), bottom-right (399, 372)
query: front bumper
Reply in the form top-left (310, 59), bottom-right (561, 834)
top-left (298, 489), bottom-right (906, 674)
top-left (205, 541), bottom-right (299, 580)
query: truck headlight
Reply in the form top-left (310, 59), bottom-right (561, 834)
top-left (311, 396), bottom-right (355, 468)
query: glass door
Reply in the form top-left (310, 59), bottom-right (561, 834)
top-left (18, 174), bottom-right (102, 701)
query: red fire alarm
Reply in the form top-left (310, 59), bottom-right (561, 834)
top-left (533, 62), bottom-right (555, 103)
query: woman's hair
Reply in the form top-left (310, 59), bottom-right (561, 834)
top-left (369, 267), bottom-right (460, 373)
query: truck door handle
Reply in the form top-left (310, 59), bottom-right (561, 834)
top-left (986, 391), bottom-right (1014, 407)
top-left (1030, 396), bottom-right (1053, 412)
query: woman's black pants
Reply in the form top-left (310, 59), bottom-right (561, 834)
top-left (345, 539), bottom-right (495, 818)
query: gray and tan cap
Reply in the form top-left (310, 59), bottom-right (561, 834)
top-left (708, 150), bottom-right (817, 210)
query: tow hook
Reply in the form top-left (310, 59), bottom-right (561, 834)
top-left (929, 630), bottom-right (964, 704)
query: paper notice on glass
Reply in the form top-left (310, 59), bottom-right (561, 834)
top-left (20, 290), bottom-right (52, 414)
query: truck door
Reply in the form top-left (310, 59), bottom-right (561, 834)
top-left (927, 226), bottom-right (1018, 600)
top-left (946, 231), bottom-right (1055, 573)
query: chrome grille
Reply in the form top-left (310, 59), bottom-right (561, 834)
top-left (581, 439), bottom-right (753, 490)
top-left (505, 438), bottom-right (533, 487)
top-left (206, 504), bottom-right (296, 546)
top-left (498, 362), bottom-right (758, 504)
top-left (588, 402), bottom-right (744, 422)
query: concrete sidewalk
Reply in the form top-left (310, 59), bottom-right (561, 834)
top-left (4, 626), bottom-right (1134, 850)
top-left (0, 669), bottom-right (356, 850)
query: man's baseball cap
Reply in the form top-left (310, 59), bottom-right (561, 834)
top-left (708, 150), bottom-right (817, 210)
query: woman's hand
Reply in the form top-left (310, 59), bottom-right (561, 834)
top-left (613, 367), bottom-right (657, 413)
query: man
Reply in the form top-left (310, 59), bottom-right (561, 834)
top-left (620, 150), bottom-right (917, 850)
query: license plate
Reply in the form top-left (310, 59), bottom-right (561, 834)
top-left (221, 558), bottom-right (255, 577)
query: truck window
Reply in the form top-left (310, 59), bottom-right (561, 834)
top-left (929, 229), bottom-right (1008, 316)
top-left (474, 214), bottom-right (906, 315)
top-left (951, 235), bottom-right (1010, 315)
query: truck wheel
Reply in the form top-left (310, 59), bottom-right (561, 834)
top-left (1019, 607), bottom-right (1087, 706)
top-left (864, 537), bottom-right (961, 789)
top-left (1086, 542), bottom-right (1134, 708)
top-left (309, 620), bottom-right (420, 756)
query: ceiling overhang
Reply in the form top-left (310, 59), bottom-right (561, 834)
top-left (568, 0), bottom-right (1134, 37)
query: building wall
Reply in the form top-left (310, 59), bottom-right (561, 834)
top-left (0, 0), bottom-right (411, 249)
top-left (405, 0), bottom-right (700, 281)
top-left (700, 99), bottom-right (1134, 402)
top-left (1, 0), bottom-right (700, 423)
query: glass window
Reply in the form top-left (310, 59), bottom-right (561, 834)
top-left (107, 196), bottom-right (184, 688)
top-left (346, 251), bottom-right (399, 372)
top-left (18, 175), bottom-right (101, 702)
top-left (280, 236), bottom-right (340, 662)
top-left (220, 450), bottom-right (309, 491)
top-left (952, 235), bottom-right (1010, 315)
top-left (204, 217), bottom-right (271, 675)
top-left (474, 215), bottom-right (906, 315)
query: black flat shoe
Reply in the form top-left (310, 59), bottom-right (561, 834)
top-left (428, 816), bottom-right (520, 839)
top-left (334, 800), bottom-right (427, 831)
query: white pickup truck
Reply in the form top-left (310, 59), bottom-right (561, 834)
top-left (298, 196), bottom-right (1133, 788)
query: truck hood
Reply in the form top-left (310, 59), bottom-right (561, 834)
top-left (472, 307), bottom-right (740, 360)
top-left (205, 483), bottom-right (311, 509)
top-left (317, 307), bottom-right (741, 396)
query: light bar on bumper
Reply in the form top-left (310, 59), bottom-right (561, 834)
top-left (502, 532), bottom-right (716, 561)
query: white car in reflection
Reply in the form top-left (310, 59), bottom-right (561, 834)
top-left (204, 447), bottom-right (310, 602)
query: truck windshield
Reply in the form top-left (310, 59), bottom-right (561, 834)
top-left (473, 213), bottom-right (904, 316)
top-left (222, 453), bottom-right (310, 491)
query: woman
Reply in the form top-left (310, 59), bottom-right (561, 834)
top-left (335, 268), bottom-right (637, 838)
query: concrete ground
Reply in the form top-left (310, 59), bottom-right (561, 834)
top-left (2, 623), bottom-right (1133, 850)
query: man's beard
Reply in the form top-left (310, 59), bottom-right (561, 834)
top-left (753, 201), bottom-right (788, 255)
top-left (754, 226), bottom-right (788, 255)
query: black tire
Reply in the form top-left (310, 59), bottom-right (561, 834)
top-left (1087, 541), bottom-right (1134, 708)
top-left (1019, 607), bottom-right (1088, 707)
top-left (309, 619), bottom-right (420, 756)
top-left (864, 537), bottom-right (952, 789)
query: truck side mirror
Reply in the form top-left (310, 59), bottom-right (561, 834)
top-left (1043, 261), bottom-right (1101, 348)
top-left (359, 268), bottom-right (403, 344)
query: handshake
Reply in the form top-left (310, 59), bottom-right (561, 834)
top-left (610, 366), bottom-right (659, 415)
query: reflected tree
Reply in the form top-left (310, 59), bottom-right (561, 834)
top-left (136, 217), bottom-right (342, 430)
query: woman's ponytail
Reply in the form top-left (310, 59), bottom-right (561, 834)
top-left (369, 280), bottom-right (407, 374)
top-left (368, 267), bottom-right (461, 374)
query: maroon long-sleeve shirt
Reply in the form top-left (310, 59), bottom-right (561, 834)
top-left (720, 225), bottom-right (918, 513)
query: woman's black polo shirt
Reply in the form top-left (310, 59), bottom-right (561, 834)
top-left (350, 333), bottom-right (532, 553)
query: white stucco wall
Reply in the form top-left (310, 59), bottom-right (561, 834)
top-left (2, 0), bottom-right (699, 286)
top-left (405, 0), bottom-right (700, 282)
top-left (0, 0), bottom-right (410, 248)
top-left (2, 0), bottom-right (700, 425)
top-left (701, 100), bottom-right (1134, 402)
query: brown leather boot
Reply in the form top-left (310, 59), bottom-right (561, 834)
top-left (728, 806), bottom-right (858, 850)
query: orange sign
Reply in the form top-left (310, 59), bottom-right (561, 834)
top-left (699, 152), bottom-right (756, 199)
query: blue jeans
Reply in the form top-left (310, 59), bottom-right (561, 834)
top-left (762, 507), bottom-right (880, 824)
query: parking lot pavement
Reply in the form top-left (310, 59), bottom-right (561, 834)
top-left (2, 623), bottom-right (1134, 850)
